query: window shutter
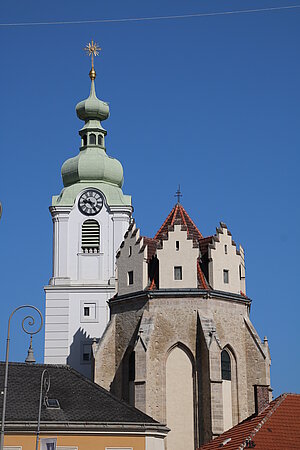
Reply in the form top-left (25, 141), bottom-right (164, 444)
top-left (82, 220), bottom-right (100, 253)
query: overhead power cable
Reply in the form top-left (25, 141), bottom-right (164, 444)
top-left (0, 4), bottom-right (299, 27)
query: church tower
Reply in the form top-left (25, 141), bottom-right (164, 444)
top-left (44, 43), bottom-right (132, 378)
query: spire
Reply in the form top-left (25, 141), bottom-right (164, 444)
top-left (76, 40), bottom-right (109, 124)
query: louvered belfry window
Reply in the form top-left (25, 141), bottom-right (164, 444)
top-left (81, 220), bottom-right (100, 253)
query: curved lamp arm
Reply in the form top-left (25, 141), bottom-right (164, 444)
top-left (0, 305), bottom-right (43, 450)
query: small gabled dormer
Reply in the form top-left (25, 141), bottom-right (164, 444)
top-left (208, 222), bottom-right (246, 295)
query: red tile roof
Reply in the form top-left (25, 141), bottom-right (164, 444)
top-left (197, 259), bottom-right (209, 290)
top-left (143, 237), bottom-right (159, 261)
top-left (198, 393), bottom-right (300, 450)
top-left (199, 235), bottom-right (214, 257)
top-left (154, 203), bottom-right (204, 243)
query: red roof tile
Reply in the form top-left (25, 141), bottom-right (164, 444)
top-left (198, 393), bottom-right (300, 450)
top-left (143, 237), bottom-right (159, 261)
top-left (199, 236), bottom-right (214, 257)
top-left (154, 203), bottom-right (204, 243)
top-left (197, 259), bottom-right (209, 290)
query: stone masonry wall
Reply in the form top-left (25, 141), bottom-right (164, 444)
top-left (94, 291), bottom-right (271, 447)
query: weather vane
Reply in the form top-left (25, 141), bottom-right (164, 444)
top-left (175, 185), bottom-right (182, 204)
top-left (84, 40), bottom-right (101, 80)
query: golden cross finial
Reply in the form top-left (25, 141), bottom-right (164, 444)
top-left (84, 40), bottom-right (101, 80)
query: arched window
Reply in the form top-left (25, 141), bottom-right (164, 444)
top-left (82, 135), bottom-right (87, 146)
top-left (81, 220), bottom-right (100, 253)
top-left (89, 133), bottom-right (96, 145)
top-left (221, 349), bottom-right (231, 381)
top-left (166, 345), bottom-right (195, 450)
top-left (98, 134), bottom-right (103, 146)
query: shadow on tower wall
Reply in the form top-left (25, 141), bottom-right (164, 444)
top-left (67, 328), bottom-right (93, 380)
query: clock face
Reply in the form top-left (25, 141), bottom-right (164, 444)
top-left (78, 190), bottom-right (104, 216)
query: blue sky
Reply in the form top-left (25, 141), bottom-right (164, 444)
top-left (0, 0), bottom-right (299, 398)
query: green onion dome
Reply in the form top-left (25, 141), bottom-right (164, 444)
top-left (76, 79), bottom-right (109, 122)
top-left (61, 76), bottom-right (124, 189)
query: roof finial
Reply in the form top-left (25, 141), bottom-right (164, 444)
top-left (175, 185), bottom-right (182, 204)
top-left (84, 40), bottom-right (101, 81)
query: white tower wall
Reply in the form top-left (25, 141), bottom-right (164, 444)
top-left (45, 194), bottom-right (131, 378)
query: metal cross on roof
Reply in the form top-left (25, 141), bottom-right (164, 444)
top-left (175, 185), bottom-right (182, 204)
top-left (84, 40), bottom-right (101, 80)
top-left (84, 40), bottom-right (101, 67)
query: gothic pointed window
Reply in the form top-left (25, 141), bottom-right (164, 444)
top-left (81, 220), bottom-right (100, 253)
top-left (221, 349), bottom-right (231, 381)
top-left (98, 134), bottom-right (103, 146)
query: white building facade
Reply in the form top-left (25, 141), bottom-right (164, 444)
top-left (44, 65), bottom-right (132, 378)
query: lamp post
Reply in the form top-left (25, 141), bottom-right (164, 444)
top-left (0, 305), bottom-right (43, 450)
top-left (36, 369), bottom-right (50, 450)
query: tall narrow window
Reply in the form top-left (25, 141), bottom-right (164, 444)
top-left (224, 244), bottom-right (228, 254)
top-left (89, 133), bottom-right (96, 145)
top-left (221, 350), bottom-right (231, 380)
top-left (174, 266), bottom-right (182, 280)
top-left (81, 220), bottom-right (100, 253)
top-left (98, 134), bottom-right (103, 146)
top-left (82, 135), bottom-right (87, 146)
top-left (221, 349), bottom-right (233, 431)
top-left (223, 269), bottom-right (229, 284)
top-left (129, 351), bottom-right (135, 381)
top-left (176, 241), bottom-right (180, 251)
top-left (129, 245), bottom-right (132, 257)
top-left (128, 271), bottom-right (134, 285)
top-left (82, 343), bottom-right (91, 362)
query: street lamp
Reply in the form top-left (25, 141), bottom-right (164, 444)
top-left (36, 369), bottom-right (50, 450)
top-left (0, 305), bottom-right (43, 450)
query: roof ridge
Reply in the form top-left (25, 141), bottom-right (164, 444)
top-left (240, 394), bottom-right (288, 449)
top-left (170, 203), bottom-right (179, 227)
top-left (0, 362), bottom-right (71, 369)
top-left (180, 205), bottom-right (203, 239)
top-left (178, 204), bottom-right (188, 232)
top-left (154, 205), bottom-right (176, 239)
